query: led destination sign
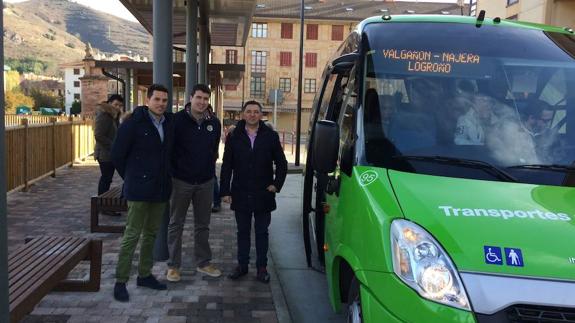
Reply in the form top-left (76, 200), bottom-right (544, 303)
top-left (382, 49), bottom-right (481, 74)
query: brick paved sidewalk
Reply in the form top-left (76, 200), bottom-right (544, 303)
top-left (7, 164), bottom-right (280, 323)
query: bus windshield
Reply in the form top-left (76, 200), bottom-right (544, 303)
top-left (362, 22), bottom-right (575, 185)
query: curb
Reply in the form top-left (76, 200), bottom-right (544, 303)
top-left (269, 251), bottom-right (293, 323)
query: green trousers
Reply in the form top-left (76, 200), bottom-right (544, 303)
top-left (115, 201), bottom-right (167, 283)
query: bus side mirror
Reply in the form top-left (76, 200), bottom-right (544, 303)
top-left (313, 120), bottom-right (340, 174)
top-left (330, 53), bottom-right (358, 75)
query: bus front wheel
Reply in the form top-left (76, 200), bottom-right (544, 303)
top-left (347, 277), bottom-right (363, 323)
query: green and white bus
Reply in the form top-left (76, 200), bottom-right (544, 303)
top-left (302, 13), bottom-right (575, 323)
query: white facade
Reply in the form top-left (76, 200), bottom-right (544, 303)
top-left (63, 65), bottom-right (84, 114)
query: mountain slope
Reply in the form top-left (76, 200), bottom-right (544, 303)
top-left (3, 0), bottom-right (152, 74)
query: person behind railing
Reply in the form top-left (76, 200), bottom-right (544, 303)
top-left (207, 104), bottom-right (222, 214)
top-left (94, 94), bottom-right (123, 207)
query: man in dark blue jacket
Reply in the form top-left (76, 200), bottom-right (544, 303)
top-left (111, 84), bottom-right (174, 302)
top-left (166, 84), bottom-right (222, 282)
top-left (220, 100), bottom-right (287, 283)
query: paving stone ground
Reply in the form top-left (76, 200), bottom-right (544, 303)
top-left (7, 163), bottom-right (280, 323)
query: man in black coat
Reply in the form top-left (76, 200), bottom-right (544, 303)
top-left (167, 84), bottom-right (222, 281)
top-left (220, 100), bottom-right (288, 283)
top-left (111, 84), bottom-right (174, 302)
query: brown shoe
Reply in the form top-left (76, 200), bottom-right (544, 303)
top-left (166, 268), bottom-right (181, 282)
top-left (197, 264), bottom-right (222, 277)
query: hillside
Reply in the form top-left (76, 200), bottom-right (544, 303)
top-left (3, 0), bottom-right (152, 75)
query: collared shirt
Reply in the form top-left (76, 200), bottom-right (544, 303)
top-left (148, 110), bottom-right (166, 142)
top-left (246, 126), bottom-right (258, 149)
top-left (185, 104), bottom-right (214, 125)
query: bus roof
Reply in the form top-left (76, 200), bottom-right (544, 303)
top-left (357, 15), bottom-right (574, 35)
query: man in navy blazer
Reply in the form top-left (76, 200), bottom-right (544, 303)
top-left (111, 84), bottom-right (174, 302)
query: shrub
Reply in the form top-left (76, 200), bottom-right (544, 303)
top-left (5, 70), bottom-right (21, 92)
top-left (29, 88), bottom-right (63, 110)
top-left (70, 101), bottom-right (81, 115)
top-left (5, 89), bottom-right (35, 114)
top-left (6, 58), bottom-right (49, 74)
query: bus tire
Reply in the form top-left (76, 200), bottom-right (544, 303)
top-left (347, 277), bottom-right (363, 323)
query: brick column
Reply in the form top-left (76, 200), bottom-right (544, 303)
top-left (79, 53), bottom-right (108, 116)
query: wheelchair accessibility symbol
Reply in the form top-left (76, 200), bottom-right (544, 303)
top-left (359, 170), bottom-right (378, 186)
top-left (484, 246), bottom-right (503, 265)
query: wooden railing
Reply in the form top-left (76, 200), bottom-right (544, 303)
top-left (5, 117), bottom-right (95, 192)
top-left (5, 114), bottom-right (79, 127)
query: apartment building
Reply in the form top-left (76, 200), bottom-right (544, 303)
top-left (212, 0), bottom-right (469, 133)
top-left (476, 0), bottom-right (575, 27)
top-left (60, 62), bottom-right (85, 114)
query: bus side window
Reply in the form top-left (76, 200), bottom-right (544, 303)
top-left (337, 66), bottom-right (358, 176)
top-left (326, 76), bottom-right (348, 122)
top-left (318, 73), bottom-right (340, 121)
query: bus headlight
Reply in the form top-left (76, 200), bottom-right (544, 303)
top-left (390, 219), bottom-right (470, 311)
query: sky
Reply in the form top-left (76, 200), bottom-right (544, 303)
top-left (5, 0), bottom-right (138, 21)
top-left (5, 0), bottom-right (460, 23)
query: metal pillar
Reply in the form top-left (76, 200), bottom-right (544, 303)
top-left (153, 0), bottom-right (173, 108)
top-left (152, 0), bottom-right (173, 261)
top-left (185, 0), bottom-right (198, 99)
top-left (0, 0), bottom-right (9, 320)
top-left (125, 68), bottom-right (132, 111)
top-left (295, 0), bottom-right (304, 166)
top-left (198, 24), bottom-right (207, 84)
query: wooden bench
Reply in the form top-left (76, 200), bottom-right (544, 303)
top-left (90, 185), bottom-right (127, 233)
top-left (9, 236), bottom-right (102, 323)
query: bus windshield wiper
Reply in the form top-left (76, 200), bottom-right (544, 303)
top-left (507, 164), bottom-right (575, 172)
top-left (392, 155), bottom-right (518, 182)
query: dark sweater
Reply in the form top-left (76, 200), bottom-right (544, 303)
top-left (172, 108), bottom-right (221, 184)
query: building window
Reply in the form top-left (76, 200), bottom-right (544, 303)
top-left (173, 50), bottom-right (185, 62)
top-left (73, 68), bottom-right (80, 75)
top-left (280, 52), bottom-right (292, 67)
top-left (226, 49), bottom-right (238, 64)
top-left (305, 52), bottom-right (317, 68)
top-left (332, 25), bottom-right (344, 41)
top-left (74, 93), bottom-right (81, 100)
top-left (304, 79), bottom-right (316, 93)
top-left (251, 50), bottom-right (267, 74)
top-left (306, 24), bottom-right (318, 40)
top-left (225, 84), bottom-right (237, 91)
top-left (507, 0), bottom-right (518, 6)
top-left (281, 23), bottom-right (293, 39)
top-left (73, 81), bottom-right (80, 88)
top-left (279, 78), bottom-right (291, 93)
top-left (252, 23), bottom-right (268, 38)
top-left (250, 76), bottom-right (266, 98)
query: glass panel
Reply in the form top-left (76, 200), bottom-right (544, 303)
top-left (363, 22), bottom-right (575, 185)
